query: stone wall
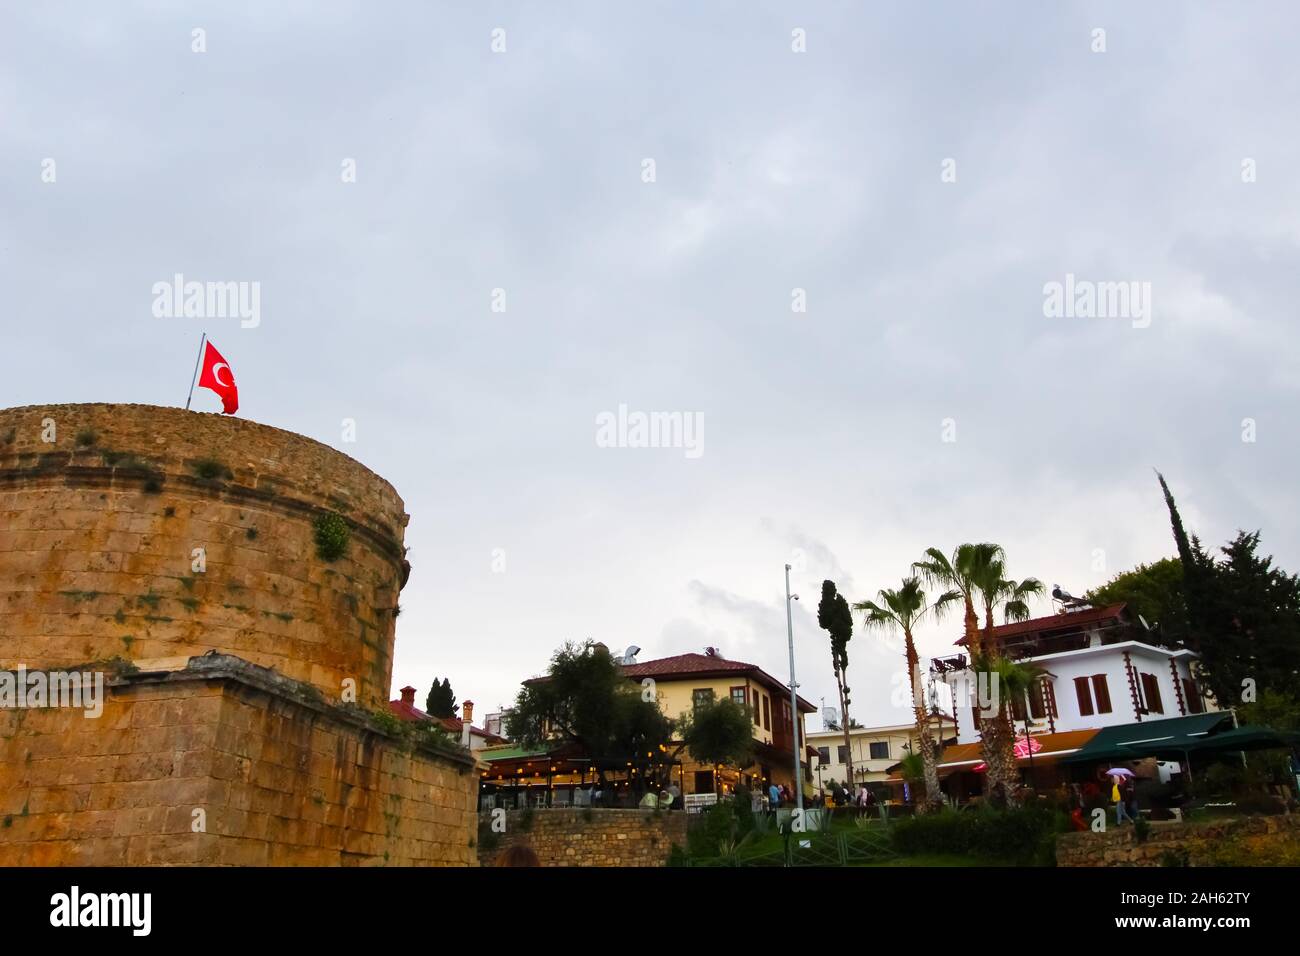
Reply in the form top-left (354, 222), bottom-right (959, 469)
top-left (478, 808), bottom-right (687, 867)
top-left (0, 656), bottom-right (478, 866)
top-left (1057, 814), bottom-right (1300, 867)
top-left (0, 403), bottom-right (408, 708)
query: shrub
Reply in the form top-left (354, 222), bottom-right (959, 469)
top-left (314, 512), bottom-right (350, 562)
top-left (75, 429), bottom-right (97, 447)
top-left (891, 804), bottom-right (1064, 865)
top-left (686, 800), bottom-right (738, 859)
top-left (193, 457), bottom-right (233, 481)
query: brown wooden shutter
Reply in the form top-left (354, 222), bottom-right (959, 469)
top-left (1091, 675), bottom-right (1112, 714)
top-left (1142, 674), bottom-right (1163, 714)
top-left (1183, 678), bottom-right (1203, 714)
top-left (1074, 676), bottom-right (1094, 716)
top-left (1027, 684), bottom-right (1045, 719)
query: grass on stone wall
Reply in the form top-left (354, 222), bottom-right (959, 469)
top-left (192, 457), bottom-right (233, 481)
top-left (313, 512), bottom-right (350, 562)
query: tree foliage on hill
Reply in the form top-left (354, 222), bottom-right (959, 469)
top-left (1085, 557), bottom-right (1189, 646)
top-left (1157, 472), bottom-right (1300, 706)
top-left (425, 677), bottom-right (457, 718)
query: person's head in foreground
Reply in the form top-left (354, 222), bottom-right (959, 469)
top-left (498, 845), bottom-right (541, 867)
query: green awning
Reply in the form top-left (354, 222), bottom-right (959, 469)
top-left (1059, 712), bottom-right (1233, 764)
top-left (1181, 725), bottom-right (1300, 753)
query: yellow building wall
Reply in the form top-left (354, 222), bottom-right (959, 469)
top-left (648, 675), bottom-right (809, 796)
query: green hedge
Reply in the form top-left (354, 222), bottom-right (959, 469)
top-left (890, 805), bottom-right (1066, 865)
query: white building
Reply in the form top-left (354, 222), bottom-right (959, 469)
top-left (935, 603), bottom-right (1209, 741)
top-left (927, 603), bottom-right (1216, 800)
top-left (806, 715), bottom-right (957, 793)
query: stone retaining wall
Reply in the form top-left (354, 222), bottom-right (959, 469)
top-left (0, 655), bottom-right (478, 866)
top-left (1057, 813), bottom-right (1300, 866)
top-left (478, 808), bottom-right (687, 867)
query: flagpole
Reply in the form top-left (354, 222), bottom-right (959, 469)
top-left (185, 332), bottom-right (207, 410)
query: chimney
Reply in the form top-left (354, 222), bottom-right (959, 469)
top-left (460, 700), bottom-right (474, 748)
top-left (399, 686), bottom-right (416, 706)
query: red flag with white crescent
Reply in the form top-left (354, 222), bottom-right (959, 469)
top-left (197, 340), bottom-right (239, 415)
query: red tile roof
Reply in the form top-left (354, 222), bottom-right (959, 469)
top-left (954, 603), bottom-right (1128, 646)
top-left (387, 698), bottom-right (506, 743)
top-left (620, 653), bottom-right (816, 713)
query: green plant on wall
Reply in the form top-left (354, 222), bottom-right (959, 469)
top-left (314, 512), bottom-right (350, 562)
top-left (192, 457), bottom-right (233, 481)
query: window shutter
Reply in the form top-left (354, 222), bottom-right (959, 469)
top-left (1091, 675), bottom-right (1112, 714)
top-left (1074, 676), bottom-right (1094, 717)
top-left (1010, 692), bottom-right (1027, 721)
top-left (1142, 674), bottom-right (1164, 714)
top-left (1027, 685), bottom-right (1045, 720)
top-left (1183, 678), bottom-right (1203, 714)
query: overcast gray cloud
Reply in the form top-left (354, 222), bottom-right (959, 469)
top-left (3, 2), bottom-right (1297, 728)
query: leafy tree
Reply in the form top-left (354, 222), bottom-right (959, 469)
top-left (675, 697), bottom-right (756, 791)
top-left (854, 577), bottom-right (958, 811)
top-left (1085, 557), bottom-right (1189, 645)
top-left (425, 677), bottom-right (457, 718)
top-left (1158, 473), bottom-right (1300, 706)
top-left (818, 580), bottom-right (856, 790)
top-left (506, 641), bottom-right (673, 791)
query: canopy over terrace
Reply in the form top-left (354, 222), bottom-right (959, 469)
top-left (1059, 713), bottom-right (1299, 783)
top-left (931, 729), bottom-right (1100, 799)
top-left (477, 740), bottom-right (688, 809)
top-left (1058, 713), bottom-right (1232, 766)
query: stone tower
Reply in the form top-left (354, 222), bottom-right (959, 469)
top-left (0, 403), bottom-right (405, 706)
top-left (0, 404), bottom-right (477, 866)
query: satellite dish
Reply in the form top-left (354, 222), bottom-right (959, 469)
top-left (621, 645), bottom-right (641, 664)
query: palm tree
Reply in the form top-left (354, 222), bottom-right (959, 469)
top-left (973, 550), bottom-right (1045, 657)
top-left (913, 544), bottom-right (1001, 660)
top-left (854, 578), bottom-right (959, 812)
top-left (970, 550), bottom-right (1046, 807)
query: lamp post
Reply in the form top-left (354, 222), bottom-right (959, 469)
top-left (785, 564), bottom-right (805, 823)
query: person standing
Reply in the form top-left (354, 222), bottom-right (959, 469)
top-left (1113, 775), bottom-right (1132, 825)
top-left (768, 780), bottom-right (780, 811)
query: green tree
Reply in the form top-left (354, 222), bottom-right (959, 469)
top-left (1158, 472), bottom-right (1300, 706)
top-left (914, 544), bottom-right (1001, 660)
top-left (970, 549), bottom-right (1043, 808)
top-left (854, 577), bottom-right (959, 811)
top-left (425, 677), bottom-right (457, 718)
top-left (818, 580), bottom-right (857, 790)
top-left (674, 697), bottom-right (756, 792)
top-left (1085, 557), bottom-right (1189, 645)
top-left (506, 641), bottom-right (673, 790)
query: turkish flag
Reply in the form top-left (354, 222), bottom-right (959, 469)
top-left (197, 340), bottom-right (239, 415)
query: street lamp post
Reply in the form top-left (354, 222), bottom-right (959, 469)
top-left (785, 564), bottom-right (805, 824)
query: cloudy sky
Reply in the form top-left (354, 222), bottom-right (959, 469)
top-left (3, 2), bottom-right (1297, 729)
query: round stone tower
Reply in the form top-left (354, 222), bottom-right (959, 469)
top-left (0, 403), bottom-right (409, 708)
